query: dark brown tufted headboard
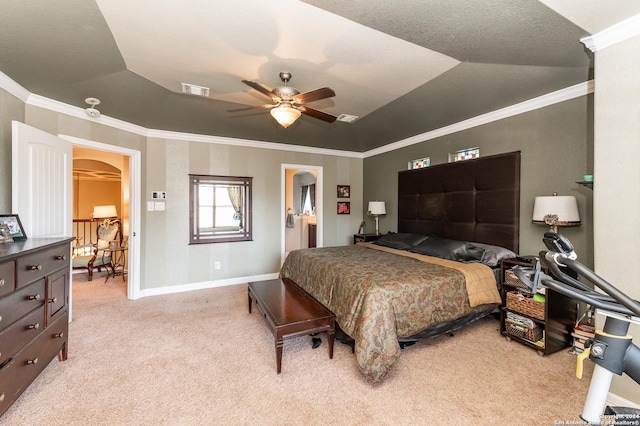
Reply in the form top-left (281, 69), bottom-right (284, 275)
top-left (397, 151), bottom-right (521, 252)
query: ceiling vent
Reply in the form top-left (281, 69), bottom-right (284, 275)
top-left (181, 83), bottom-right (210, 97)
top-left (337, 114), bottom-right (359, 123)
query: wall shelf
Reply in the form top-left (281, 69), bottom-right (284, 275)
top-left (576, 181), bottom-right (593, 190)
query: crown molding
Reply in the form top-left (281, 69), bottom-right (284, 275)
top-left (363, 80), bottom-right (594, 158)
top-left (1, 70), bottom-right (592, 160)
top-left (581, 13), bottom-right (640, 52)
top-left (0, 71), bottom-right (30, 102)
top-left (145, 129), bottom-right (364, 158)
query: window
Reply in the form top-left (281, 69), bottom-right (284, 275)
top-left (449, 147), bottom-right (480, 162)
top-left (189, 175), bottom-right (252, 244)
top-left (409, 157), bottom-right (430, 169)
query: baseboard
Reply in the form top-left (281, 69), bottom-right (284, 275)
top-left (136, 272), bottom-right (280, 298)
top-left (608, 392), bottom-right (640, 410)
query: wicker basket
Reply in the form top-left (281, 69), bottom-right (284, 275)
top-left (504, 270), bottom-right (530, 290)
top-left (506, 290), bottom-right (545, 320)
top-left (505, 318), bottom-right (543, 342)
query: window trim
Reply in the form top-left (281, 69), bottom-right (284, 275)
top-left (189, 174), bottom-right (253, 244)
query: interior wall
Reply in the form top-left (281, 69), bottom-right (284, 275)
top-left (73, 177), bottom-right (122, 219)
top-left (73, 147), bottom-right (130, 233)
top-left (0, 89), bottom-right (25, 212)
top-left (144, 137), bottom-right (362, 289)
top-left (592, 32), bottom-right (640, 406)
top-left (363, 95), bottom-right (593, 267)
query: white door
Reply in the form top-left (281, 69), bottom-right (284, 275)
top-left (12, 121), bottom-right (72, 237)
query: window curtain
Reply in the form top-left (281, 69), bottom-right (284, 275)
top-left (227, 186), bottom-right (243, 228)
top-left (300, 184), bottom-right (316, 214)
top-left (300, 185), bottom-right (309, 213)
top-left (309, 184), bottom-right (315, 213)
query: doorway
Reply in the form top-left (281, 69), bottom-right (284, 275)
top-left (281, 164), bottom-right (323, 264)
top-left (62, 134), bottom-right (141, 300)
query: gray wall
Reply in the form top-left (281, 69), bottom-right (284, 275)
top-left (0, 90), bottom-right (25, 212)
top-left (363, 95), bottom-right (594, 267)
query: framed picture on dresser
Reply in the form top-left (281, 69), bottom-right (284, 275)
top-left (0, 224), bottom-right (13, 243)
top-left (0, 214), bottom-right (27, 240)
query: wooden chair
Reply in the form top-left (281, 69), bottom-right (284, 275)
top-left (72, 219), bottom-right (122, 281)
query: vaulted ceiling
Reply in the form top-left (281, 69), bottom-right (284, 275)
top-left (1, 1), bottom-right (639, 152)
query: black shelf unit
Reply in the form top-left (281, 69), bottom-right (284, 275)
top-left (499, 257), bottom-right (577, 356)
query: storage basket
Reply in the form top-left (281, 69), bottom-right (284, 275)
top-left (505, 318), bottom-right (543, 342)
top-left (504, 269), bottom-right (530, 290)
top-left (506, 290), bottom-right (545, 320)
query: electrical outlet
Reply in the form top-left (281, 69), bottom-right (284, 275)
top-left (214, 261), bottom-right (221, 270)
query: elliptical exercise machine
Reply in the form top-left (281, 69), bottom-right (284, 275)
top-left (513, 232), bottom-right (640, 424)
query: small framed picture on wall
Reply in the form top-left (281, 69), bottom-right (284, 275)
top-left (337, 185), bottom-right (350, 198)
top-left (337, 201), bottom-right (350, 215)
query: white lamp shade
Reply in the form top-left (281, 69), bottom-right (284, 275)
top-left (270, 105), bottom-right (301, 128)
top-left (367, 201), bottom-right (386, 215)
top-left (532, 195), bottom-right (580, 226)
top-left (93, 205), bottom-right (118, 219)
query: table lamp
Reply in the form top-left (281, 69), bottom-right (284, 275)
top-left (532, 193), bottom-right (580, 233)
top-left (367, 201), bottom-right (386, 235)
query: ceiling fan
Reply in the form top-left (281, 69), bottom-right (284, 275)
top-left (228, 72), bottom-right (337, 128)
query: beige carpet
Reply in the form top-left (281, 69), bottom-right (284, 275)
top-left (1, 272), bottom-right (594, 425)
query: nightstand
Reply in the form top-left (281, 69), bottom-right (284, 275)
top-left (353, 233), bottom-right (383, 244)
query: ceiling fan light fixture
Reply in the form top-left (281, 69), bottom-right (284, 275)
top-left (270, 105), bottom-right (301, 128)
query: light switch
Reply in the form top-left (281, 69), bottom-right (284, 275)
top-left (147, 201), bottom-right (155, 211)
top-left (154, 201), bottom-right (165, 211)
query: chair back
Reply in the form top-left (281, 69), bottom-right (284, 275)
top-left (96, 219), bottom-right (121, 249)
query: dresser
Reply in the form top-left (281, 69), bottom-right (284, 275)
top-left (0, 237), bottom-right (73, 416)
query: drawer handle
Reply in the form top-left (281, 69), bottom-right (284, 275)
top-left (49, 297), bottom-right (58, 304)
top-left (55, 255), bottom-right (66, 261)
top-left (25, 357), bottom-right (38, 365)
top-left (0, 393), bottom-right (4, 403)
top-left (28, 322), bottom-right (40, 330)
top-left (54, 332), bottom-right (65, 338)
top-left (0, 278), bottom-right (4, 287)
top-left (28, 294), bottom-right (41, 301)
top-left (28, 264), bottom-right (43, 271)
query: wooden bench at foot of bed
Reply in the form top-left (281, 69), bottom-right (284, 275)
top-left (248, 278), bottom-right (335, 374)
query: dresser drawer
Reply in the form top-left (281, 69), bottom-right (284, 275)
top-left (16, 245), bottom-right (69, 287)
top-left (0, 279), bottom-right (46, 331)
top-left (0, 306), bottom-right (45, 367)
top-left (0, 260), bottom-right (15, 297)
top-left (0, 310), bottom-right (68, 416)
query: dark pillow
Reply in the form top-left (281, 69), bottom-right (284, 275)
top-left (373, 232), bottom-right (429, 250)
top-left (410, 235), bottom-right (485, 262)
top-left (466, 242), bottom-right (517, 267)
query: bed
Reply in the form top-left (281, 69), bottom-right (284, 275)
top-left (279, 151), bottom-right (521, 384)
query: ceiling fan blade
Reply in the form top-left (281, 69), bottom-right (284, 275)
top-left (300, 106), bottom-right (337, 123)
top-left (227, 104), bottom-right (275, 113)
top-left (242, 80), bottom-right (277, 100)
top-left (292, 87), bottom-right (335, 104)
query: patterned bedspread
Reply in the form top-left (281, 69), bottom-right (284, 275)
top-left (279, 243), bottom-right (500, 384)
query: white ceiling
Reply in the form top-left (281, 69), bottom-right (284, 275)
top-left (97, 0), bottom-right (460, 119)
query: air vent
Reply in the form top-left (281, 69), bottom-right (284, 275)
top-left (337, 114), bottom-right (359, 123)
top-left (181, 83), bottom-right (210, 97)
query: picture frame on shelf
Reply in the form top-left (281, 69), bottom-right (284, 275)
top-left (337, 185), bottom-right (350, 198)
top-left (0, 214), bottom-right (27, 240)
top-left (337, 202), bottom-right (350, 215)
